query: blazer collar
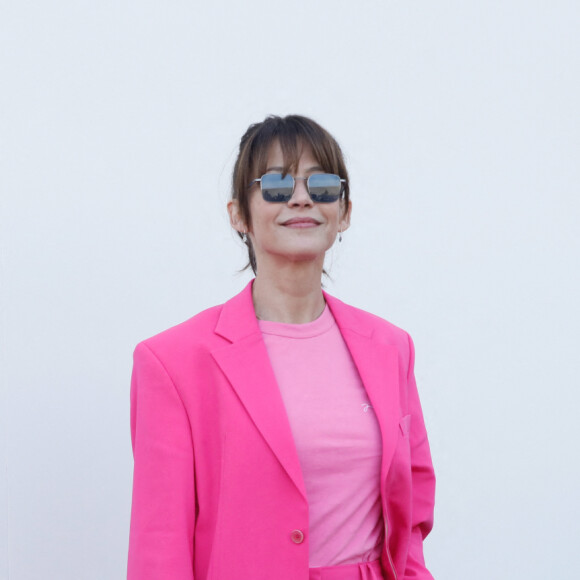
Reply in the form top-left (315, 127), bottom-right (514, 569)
top-left (322, 291), bottom-right (374, 338)
top-left (214, 281), bottom-right (376, 341)
top-left (214, 280), bottom-right (261, 343)
top-left (211, 280), bottom-right (400, 499)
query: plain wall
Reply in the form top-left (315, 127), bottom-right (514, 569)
top-left (1, 1), bottom-right (578, 578)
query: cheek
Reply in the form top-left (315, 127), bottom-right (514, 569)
top-left (323, 208), bottom-right (341, 227)
top-left (247, 203), bottom-right (276, 236)
top-left (247, 199), bottom-right (263, 232)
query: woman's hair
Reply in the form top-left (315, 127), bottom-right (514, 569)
top-left (231, 114), bottom-right (350, 274)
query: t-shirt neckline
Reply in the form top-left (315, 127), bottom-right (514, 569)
top-left (257, 303), bottom-right (335, 338)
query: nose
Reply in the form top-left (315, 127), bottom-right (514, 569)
top-left (288, 177), bottom-right (313, 207)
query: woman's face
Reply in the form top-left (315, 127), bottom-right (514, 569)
top-left (231, 140), bottom-right (351, 270)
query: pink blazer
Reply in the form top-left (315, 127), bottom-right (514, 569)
top-left (128, 281), bottom-right (435, 580)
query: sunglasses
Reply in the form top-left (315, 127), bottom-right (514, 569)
top-left (248, 173), bottom-right (346, 203)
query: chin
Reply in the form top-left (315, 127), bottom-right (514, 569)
top-left (279, 244), bottom-right (331, 263)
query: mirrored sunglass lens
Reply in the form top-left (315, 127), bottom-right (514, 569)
top-left (307, 174), bottom-right (341, 202)
top-left (261, 174), bottom-right (294, 202)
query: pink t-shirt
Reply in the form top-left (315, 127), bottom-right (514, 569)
top-left (258, 304), bottom-right (384, 567)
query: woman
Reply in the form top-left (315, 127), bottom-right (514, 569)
top-left (128, 115), bottom-right (435, 580)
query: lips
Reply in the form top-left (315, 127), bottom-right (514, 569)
top-left (281, 217), bottom-right (321, 227)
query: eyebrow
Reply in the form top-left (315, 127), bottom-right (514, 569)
top-left (265, 165), bottom-right (325, 174)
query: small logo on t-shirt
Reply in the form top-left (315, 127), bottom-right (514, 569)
top-left (361, 403), bottom-right (373, 413)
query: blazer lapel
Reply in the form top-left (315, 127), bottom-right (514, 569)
top-left (325, 293), bottom-right (401, 482)
top-left (210, 283), bottom-right (401, 501)
top-left (211, 282), bottom-right (307, 501)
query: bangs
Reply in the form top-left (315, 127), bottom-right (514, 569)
top-left (250, 119), bottom-right (343, 180)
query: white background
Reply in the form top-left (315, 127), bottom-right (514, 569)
top-left (1, 1), bottom-right (579, 578)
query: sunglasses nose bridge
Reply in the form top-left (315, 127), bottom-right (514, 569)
top-left (289, 176), bottom-right (313, 204)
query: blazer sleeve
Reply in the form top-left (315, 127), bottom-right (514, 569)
top-left (127, 342), bottom-right (196, 580)
top-left (404, 333), bottom-right (436, 579)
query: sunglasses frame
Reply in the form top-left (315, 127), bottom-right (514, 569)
top-left (248, 172), bottom-right (346, 203)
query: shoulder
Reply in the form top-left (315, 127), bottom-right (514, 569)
top-left (325, 293), bottom-right (413, 354)
top-left (344, 301), bottom-right (409, 337)
top-left (134, 302), bottom-right (225, 363)
top-left (133, 280), bottom-right (256, 363)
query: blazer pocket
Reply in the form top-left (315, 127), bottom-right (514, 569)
top-left (399, 414), bottom-right (411, 437)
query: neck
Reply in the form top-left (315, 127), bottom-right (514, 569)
top-left (252, 259), bottom-right (326, 324)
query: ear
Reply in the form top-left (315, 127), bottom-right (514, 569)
top-left (339, 200), bottom-right (352, 233)
top-left (227, 199), bottom-right (247, 234)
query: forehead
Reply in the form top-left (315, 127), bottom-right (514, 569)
top-left (265, 140), bottom-right (319, 170)
top-left (253, 138), bottom-right (322, 178)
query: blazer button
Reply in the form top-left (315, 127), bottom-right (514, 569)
top-left (290, 529), bottom-right (304, 544)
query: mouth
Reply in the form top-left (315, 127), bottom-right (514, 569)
top-left (281, 217), bottom-right (322, 228)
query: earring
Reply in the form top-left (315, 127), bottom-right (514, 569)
top-left (338, 230), bottom-right (343, 243)
top-left (241, 232), bottom-right (247, 243)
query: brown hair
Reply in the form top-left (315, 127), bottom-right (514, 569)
top-left (231, 114), bottom-right (350, 274)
